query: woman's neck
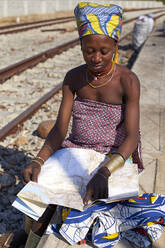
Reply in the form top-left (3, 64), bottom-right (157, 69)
top-left (87, 62), bottom-right (113, 80)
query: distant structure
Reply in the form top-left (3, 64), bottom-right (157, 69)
top-left (0, 0), bottom-right (164, 18)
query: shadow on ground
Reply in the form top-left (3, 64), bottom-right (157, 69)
top-left (0, 144), bottom-right (32, 234)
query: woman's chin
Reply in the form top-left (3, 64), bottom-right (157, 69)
top-left (88, 65), bottom-right (104, 73)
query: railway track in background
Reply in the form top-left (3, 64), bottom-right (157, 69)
top-left (0, 7), bottom-right (164, 29)
top-left (0, 8), bottom-right (164, 73)
top-left (0, 16), bottom-right (74, 30)
top-left (0, 11), bottom-right (165, 143)
top-left (0, 16), bottom-right (75, 35)
top-left (0, 38), bottom-right (80, 84)
top-left (0, 7), bottom-right (164, 35)
top-left (1, 9), bottom-right (165, 84)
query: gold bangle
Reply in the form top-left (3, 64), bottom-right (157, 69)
top-left (105, 153), bottom-right (125, 174)
top-left (35, 156), bottom-right (45, 163)
top-left (44, 144), bottom-right (54, 153)
top-left (32, 159), bottom-right (43, 167)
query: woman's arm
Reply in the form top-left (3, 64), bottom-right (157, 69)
top-left (116, 70), bottom-right (140, 159)
top-left (99, 70), bottom-right (140, 175)
top-left (37, 81), bottom-right (75, 161)
top-left (99, 71), bottom-right (140, 174)
top-left (84, 70), bottom-right (140, 204)
top-left (22, 72), bottom-right (75, 184)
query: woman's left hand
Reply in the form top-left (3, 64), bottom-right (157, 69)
top-left (83, 167), bottom-right (110, 205)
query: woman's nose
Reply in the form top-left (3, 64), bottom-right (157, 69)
top-left (91, 52), bottom-right (102, 63)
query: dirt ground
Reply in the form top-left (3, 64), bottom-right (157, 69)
top-left (0, 10), bottom-right (74, 26)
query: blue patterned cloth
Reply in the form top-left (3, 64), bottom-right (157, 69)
top-left (52, 193), bottom-right (165, 247)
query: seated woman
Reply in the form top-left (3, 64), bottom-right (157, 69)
top-left (17, 2), bottom-right (165, 248)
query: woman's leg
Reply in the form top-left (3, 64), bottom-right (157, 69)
top-left (25, 215), bottom-right (34, 234)
top-left (25, 205), bottom-right (57, 248)
top-left (32, 204), bottom-right (57, 236)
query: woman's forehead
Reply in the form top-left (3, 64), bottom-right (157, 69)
top-left (81, 35), bottom-right (115, 47)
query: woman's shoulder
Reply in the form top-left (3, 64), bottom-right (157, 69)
top-left (117, 64), bottom-right (140, 89)
top-left (66, 64), bottom-right (86, 79)
top-left (63, 64), bottom-right (87, 91)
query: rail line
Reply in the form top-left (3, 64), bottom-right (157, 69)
top-left (0, 38), bottom-right (80, 83)
top-left (0, 17), bottom-right (75, 35)
top-left (1, 10), bottom-right (164, 84)
top-left (124, 7), bottom-right (165, 12)
top-left (0, 12), bottom-right (164, 142)
top-left (0, 16), bottom-right (74, 30)
top-left (0, 8), bottom-right (164, 35)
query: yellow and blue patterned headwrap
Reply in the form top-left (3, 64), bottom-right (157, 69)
top-left (74, 2), bottom-right (123, 41)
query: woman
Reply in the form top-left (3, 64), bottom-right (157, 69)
top-left (19, 2), bottom-right (165, 248)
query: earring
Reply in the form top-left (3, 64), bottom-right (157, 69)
top-left (112, 52), bottom-right (115, 61)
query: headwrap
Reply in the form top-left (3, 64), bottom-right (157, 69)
top-left (74, 2), bottom-right (123, 63)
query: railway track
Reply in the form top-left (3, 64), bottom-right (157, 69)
top-left (0, 11), bottom-right (165, 141)
top-left (0, 16), bottom-right (75, 35)
top-left (1, 9), bottom-right (165, 84)
top-left (0, 7), bottom-right (164, 35)
top-left (0, 16), bottom-right (74, 30)
top-left (0, 8), bottom-right (164, 72)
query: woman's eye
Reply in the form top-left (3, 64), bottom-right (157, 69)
top-left (86, 50), bottom-right (94, 54)
top-left (101, 50), bottom-right (109, 55)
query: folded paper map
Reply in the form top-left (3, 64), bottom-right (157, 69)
top-left (12, 148), bottom-right (139, 220)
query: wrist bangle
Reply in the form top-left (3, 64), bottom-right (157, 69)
top-left (35, 156), bottom-right (45, 163)
top-left (105, 153), bottom-right (125, 174)
top-left (32, 159), bottom-right (43, 167)
top-left (113, 152), bottom-right (126, 161)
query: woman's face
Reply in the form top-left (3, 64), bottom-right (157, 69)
top-left (81, 34), bottom-right (116, 73)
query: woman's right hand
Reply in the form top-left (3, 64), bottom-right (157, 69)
top-left (22, 161), bottom-right (41, 185)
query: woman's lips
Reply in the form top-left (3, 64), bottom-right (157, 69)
top-left (89, 64), bottom-right (103, 71)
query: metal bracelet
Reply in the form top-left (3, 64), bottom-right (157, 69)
top-left (105, 153), bottom-right (125, 174)
top-left (32, 159), bottom-right (43, 167)
top-left (113, 152), bottom-right (126, 161)
top-left (35, 156), bottom-right (45, 163)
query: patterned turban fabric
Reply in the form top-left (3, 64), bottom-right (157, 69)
top-left (74, 2), bottom-right (123, 63)
top-left (74, 2), bottom-right (123, 40)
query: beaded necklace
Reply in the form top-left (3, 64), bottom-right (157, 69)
top-left (88, 61), bottom-right (114, 80)
top-left (87, 63), bottom-right (116, 89)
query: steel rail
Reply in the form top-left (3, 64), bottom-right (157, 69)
top-left (0, 13), bottom-right (164, 141)
top-left (0, 18), bottom-right (75, 35)
top-left (1, 10), bottom-right (164, 84)
top-left (0, 83), bottom-right (62, 141)
top-left (0, 8), bottom-right (164, 35)
top-left (124, 7), bottom-right (165, 12)
top-left (0, 16), bottom-right (74, 30)
top-left (153, 12), bottom-right (165, 20)
top-left (41, 28), bottom-right (67, 32)
top-left (0, 7), bottom-right (164, 31)
top-left (0, 38), bottom-right (80, 83)
top-left (124, 9), bottom-right (165, 24)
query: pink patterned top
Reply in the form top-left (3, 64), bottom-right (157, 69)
top-left (62, 97), bottom-right (144, 171)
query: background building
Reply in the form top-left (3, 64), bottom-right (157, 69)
top-left (0, 0), bottom-right (164, 18)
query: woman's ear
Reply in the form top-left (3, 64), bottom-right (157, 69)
top-left (112, 42), bottom-right (119, 64)
top-left (80, 38), bottom-right (83, 50)
top-left (113, 40), bottom-right (117, 51)
top-left (113, 40), bottom-right (118, 53)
